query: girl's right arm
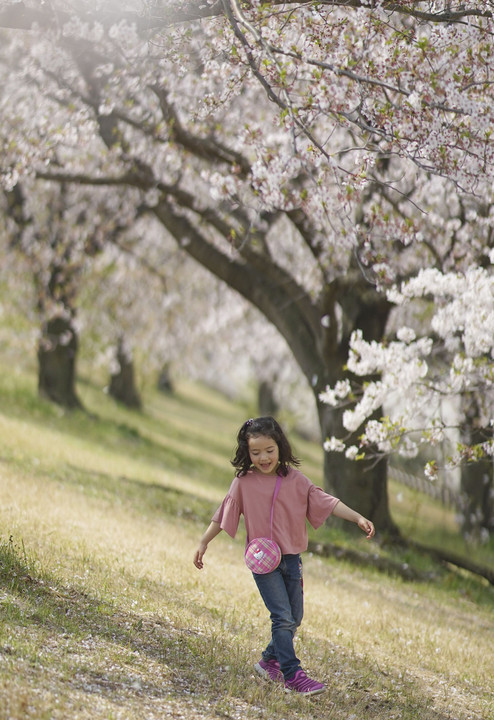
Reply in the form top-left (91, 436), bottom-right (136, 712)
top-left (193, 520), bottom-right (222, 569)
top-left (332, 501), bottom-right (375, 538)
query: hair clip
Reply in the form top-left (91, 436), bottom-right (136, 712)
top-left (245, 418), bottom-right (254, 427)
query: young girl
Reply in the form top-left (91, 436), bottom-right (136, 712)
top-left (193, 416), bottom-right (375, 696)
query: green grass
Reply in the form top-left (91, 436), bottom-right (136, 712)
top-left (0, 361), bottom-right (493, 720)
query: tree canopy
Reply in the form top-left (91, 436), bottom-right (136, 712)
top-left (1, 0), bottom-right (493, 535)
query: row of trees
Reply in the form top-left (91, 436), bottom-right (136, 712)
top-left (1, 1), bottom-right (493, 540)
top-left (0, 179), bottom-right (309, 416)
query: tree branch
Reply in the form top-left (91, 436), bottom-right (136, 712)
top-left (150, 84), bottom-right (251, 175)
top-left (3, 1), bottom-right (487, 35)
top-left (36, 164), bottom-right (322, 357)
top-left (151, 196), bottom-right (322, 382)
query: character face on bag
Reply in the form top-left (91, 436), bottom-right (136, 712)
top-left (248, 435), bottom-right (280, 475)
top-left (245, 537), bottom-right (281, 574)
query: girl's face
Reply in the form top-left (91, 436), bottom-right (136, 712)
top-left (248, 434), bottom-right (280, 475)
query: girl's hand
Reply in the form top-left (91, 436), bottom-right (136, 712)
top-left (193, 521), bottom-right (222, 569)
top-left (358, 516), bottom-right (375, 539)
top-left (193, 543), bottom-right (207, 569)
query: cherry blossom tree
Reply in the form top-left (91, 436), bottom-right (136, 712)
top-left (2, 180), bottom-right (96, 407)
top-left (0, 177), bottom-right (311, 424)
top-left (1, 1), bottom-right (493, 536)
top-left (0, 166), bottom-right (149, 407)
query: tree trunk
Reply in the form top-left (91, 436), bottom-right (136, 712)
top-left (460, 396), bottom-right (494, 541)
top-left (315, 287), bottom-right (400, 537)
top-left (258, 380), bottom-right (279, 417)
top-left (37, 315), bottom-right (81, 408)
top-left (109, 339), bottom-right (142, 409)
top-left (317, 397), bottom-right (398, 536)
top-left (157, 364), bottom-right (174, 394)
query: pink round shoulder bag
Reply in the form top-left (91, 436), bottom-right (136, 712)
top-left (245, 537), bottom-right (281, 574)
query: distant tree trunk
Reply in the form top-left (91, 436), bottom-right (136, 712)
top-left (37, 315), bottom-right (81, 408)
top-left (109, 338), bottom-right (142, 409)
top-left (157, 364), bottom-right (174, 394)
top-left (258, 379), bottom-right (279, 417)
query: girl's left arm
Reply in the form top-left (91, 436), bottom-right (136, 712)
top-left (332, 501), bottom-right (375, 539)
top-left (193, 520), bottom-right (222, 569)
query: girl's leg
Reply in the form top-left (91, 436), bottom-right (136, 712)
top-left (253, 554), bottom-right (304, 679)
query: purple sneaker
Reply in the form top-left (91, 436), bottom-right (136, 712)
top-left (254, 658), bottom-right (283, 682)
top-left (284, 669), bottom-right (326, 696)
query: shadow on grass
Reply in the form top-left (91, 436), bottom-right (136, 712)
top-left (0, 537), bottom-right (472, 720)
top-left (0, 390), bottom-right (232, 494)
top-left (139, 378), bottom-right (248, 425)
top-left (78, 373), bottom-right (243, 462)
top-left (0, 536), bottom-right (212, 708)
top-left (59, 463), bottom-right (219, 525)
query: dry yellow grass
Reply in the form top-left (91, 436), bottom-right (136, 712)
top-left (0, 372), bottom-right (493, 720)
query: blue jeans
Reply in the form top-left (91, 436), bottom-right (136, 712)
top-left (253, 554), bottom-right (304, 680)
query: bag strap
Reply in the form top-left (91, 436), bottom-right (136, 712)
top-left (269, 474), bottom-right (282, 540)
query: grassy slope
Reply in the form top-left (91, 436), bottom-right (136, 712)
top-left (0, 364), bottom-right (493, 720)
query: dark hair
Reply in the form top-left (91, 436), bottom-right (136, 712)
top-left (231, 416), bottom-right (300, 477)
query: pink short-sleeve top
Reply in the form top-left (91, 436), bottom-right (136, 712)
top-left (211, 467), bottom-right (340, 555)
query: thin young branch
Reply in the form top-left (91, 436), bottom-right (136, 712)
top-left (150, 84), bottom-right (251, 174)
